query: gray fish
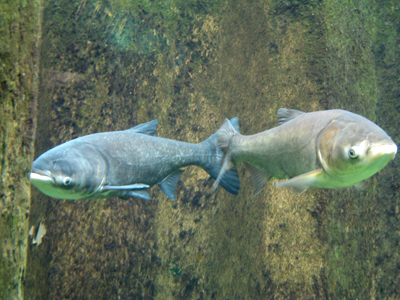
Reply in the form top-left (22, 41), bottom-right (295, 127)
top-left (30, 119), bottom-right (240, 200)
top-left (213, 109), bottom-right (397, 194)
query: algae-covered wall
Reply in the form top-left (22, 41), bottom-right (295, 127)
top-left (0, 0), bottom-right (41, 299)
top-left (19, 0), bottom-right (400, 299)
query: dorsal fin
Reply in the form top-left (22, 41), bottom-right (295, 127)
top-left (128, 120), bottom-right (158, 136)
top-left (277, 108), bottom-right (304, 126)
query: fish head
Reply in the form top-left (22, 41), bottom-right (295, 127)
top-left (30, 142), bottom-right (107, 199)
top-left (317, 112), bottom-right (397, 186)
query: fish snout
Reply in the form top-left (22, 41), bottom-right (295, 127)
top-left (368, 142), bottom-right (397, 161)
top-left (29, 169), bottom-right (55, 184)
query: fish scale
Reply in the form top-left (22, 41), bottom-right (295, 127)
top-left (214, 108), bottom-right (397, 195)
top-left (30, 119), bottom-right (241, 200)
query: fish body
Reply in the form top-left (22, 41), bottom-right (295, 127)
top-left (30, 119), bottom-right (240, 200)
top-left (214, 109), bottom-right (397, 194)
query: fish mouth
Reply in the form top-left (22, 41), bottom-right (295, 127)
top-left (368, 143), bottom-right (397, 160)
top-left (29, 169), bottom-right (55, 184)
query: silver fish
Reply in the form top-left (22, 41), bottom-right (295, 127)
top-left (30, 119), bottom-right (240, 200)
top-left (213, 109), bottom-right (397, 194)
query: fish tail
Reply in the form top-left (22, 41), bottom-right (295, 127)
top-left (203, 118), bottom-right (240, 194)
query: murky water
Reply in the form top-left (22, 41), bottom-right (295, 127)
top-left (21, 0), bottom-right (400, 299)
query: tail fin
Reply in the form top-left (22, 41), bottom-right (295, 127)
top-left (203, 118), bottom-right (240, 194)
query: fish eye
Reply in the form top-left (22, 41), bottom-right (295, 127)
top-left (63, 177), bottom-right (72, 186)
top-left (348, 148), bottom-right (358, 159)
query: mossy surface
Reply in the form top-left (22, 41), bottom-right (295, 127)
top-left (321, 1), bottom-right (400, 298)
top-left (0, 0), bottom-right (41, 299)
top-left (19, 0), bottom-right (400, 299)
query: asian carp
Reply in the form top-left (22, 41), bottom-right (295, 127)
top-left (213, 109), bottom-right (397, 194)
top-left (30, 119), bottom-right (240, 200)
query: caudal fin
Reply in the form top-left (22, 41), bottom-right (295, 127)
top-left (203, 118), bottom-right (240, 194)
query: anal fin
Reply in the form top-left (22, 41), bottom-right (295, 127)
top-left (212, 154), bottom-right (235, 192)
top-left (244, 163), bottom-right (269, 195)
top-left (159, 169), bottom-right (184, 200)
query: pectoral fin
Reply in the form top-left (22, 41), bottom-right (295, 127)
top-left (274, 169), bottom-right (324, 194)
top-left (125, 190), bottom-right (152, 200)
top-left (102, 183), bottom-right (150, 191)
top-left (159, 169), bottom-right (184, 200)
top-left (103, 183), bottom-right (151, 199)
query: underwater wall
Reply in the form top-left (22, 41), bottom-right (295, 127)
top-left (1, 0), bottom-right (400, 299)
top-left (0, 0), bottom-right (41, 299)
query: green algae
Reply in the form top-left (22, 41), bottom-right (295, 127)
top-left (323, 0), bottom-right (378, 120)
top-left (0, 0), bottom-right (41, 298)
